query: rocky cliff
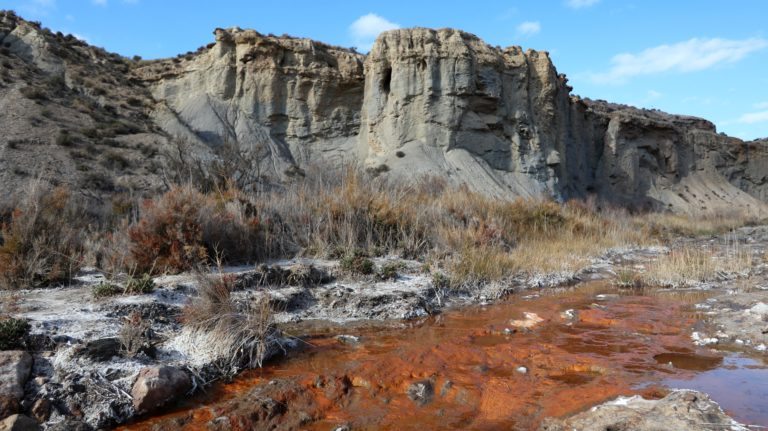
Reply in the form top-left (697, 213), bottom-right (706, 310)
top-left (1, 10), bottom-right (766, 213)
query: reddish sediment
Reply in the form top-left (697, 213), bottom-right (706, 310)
top-left (121, 285), bottom-right (725, 430)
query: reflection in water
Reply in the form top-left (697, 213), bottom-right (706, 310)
top-left (662, 355), bottom-right (768, 426)
top-left (121, 284), bottom-right (768, 430)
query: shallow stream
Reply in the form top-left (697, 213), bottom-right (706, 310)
top-left (123, 282), bottom-right (768, 430)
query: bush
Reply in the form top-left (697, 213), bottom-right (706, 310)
top-left (20, 86), bottom-right (47, 101)
top-left (92, 281), bottom-right (121, 298)
top-left (128, 186), bottom-right (208, 274)
top-left (0, 184), bottom-right (86, 290)
top-left (124, 273), bottom-right (154, 295)
top-left (100, 151), bottom-right (131, 170)
top-left (340, 251), bottom-right (374, 275)
top-left (119, 311), bottom-right (153, 357)
top-left (80, 171), bottom-right (115, 191)
top-left (55, 130), bottom-right (76, 147)
top-left (0, 318), bottom-right (30, 350)
top-left (378, 261), bottom-right (403, 280)
top-left (124, 186), bottom-right (271, 274)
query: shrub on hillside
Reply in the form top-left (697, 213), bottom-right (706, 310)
top-left (127, 186), bottom-right (208, 274)
top-left (0, 318), bottom-right (30, 350)
top-left (0, 183), bottom-right (86, 290)
top-left (125, 186), bottom-right (270, 274)
top-left (340, 250), bottom-right (375, 275)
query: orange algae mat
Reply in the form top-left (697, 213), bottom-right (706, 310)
top-left (122, 285), bottom-right (726, 430)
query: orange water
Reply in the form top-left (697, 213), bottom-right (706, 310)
top-left (121, 283), bottom-right (767, 430)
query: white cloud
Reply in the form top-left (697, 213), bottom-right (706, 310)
top-left (647, 90), bottom-right (663, 100)
top-left (566, 0), bottom-right (600, 9)
top-left (349, 13), bottom-right (399, 52)
top-left (754, 101), bottom-right (768, 110)
top-left (592, 37), bottom-right (768, 84)
top-left (738, 110), bottom-right (768, 124)
top-left (516, 21), bottom-right (541, 37)
top-left (21, 0), bottom-right (57, 16)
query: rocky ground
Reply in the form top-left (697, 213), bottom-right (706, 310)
top-left (540, 390), bottom-right (750, 431)
top-left (1, 227), bottom-right (768, 429)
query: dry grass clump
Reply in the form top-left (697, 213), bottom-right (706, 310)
top-left (254, 167), bottom-right (431, 259)
top-left (640, 239), bottom-right (752, 287)
top-left (0, 182), bottom-right (87, 290)
top-left (118, 310), bottom-right (153, 357)
top-left (181, 268), bottom-right (278, 371)
top-left (433, 197), bottom-right (650, 287)
top-left (638, 210), bottom-right (767, 239)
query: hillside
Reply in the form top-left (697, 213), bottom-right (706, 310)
top-left (1, 10), bottom-right (766, 213)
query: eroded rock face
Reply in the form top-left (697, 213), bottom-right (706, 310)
top-left (586, 101), bottom-right (765, 213)
top-left (359, 28), bottom-right (588, 199)
top-left (143, 26), bottom-right (766, 213)
top-left (539, 390), bottom-right (748, 431)
top-left (131, 366), bottom-right (191, 414)
top-left (0, 352), bottom-right (32, 420)
top-left (0, 10), bottom-right (766, 213)
top-left (140, 28), bottom-right (366, 178)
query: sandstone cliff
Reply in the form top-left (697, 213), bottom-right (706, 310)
top-left (1, 10), bottom-right (766, 214)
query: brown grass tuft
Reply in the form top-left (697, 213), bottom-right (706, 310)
top-left (181, 266), bottom-right (278, 371)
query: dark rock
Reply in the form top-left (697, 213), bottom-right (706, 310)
top-left (0, 414), bottom-right (40, 431)
top-left (29, 399), bottom-right (49, 423)
top-left (80, 338), bottom-right (121, 361)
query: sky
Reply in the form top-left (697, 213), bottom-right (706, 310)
top-left (3, 0), bottom-right (767, 140)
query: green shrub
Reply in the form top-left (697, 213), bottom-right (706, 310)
top-left (55, 130), bottom-right (75, 147)
top-left (340, 251), bottom-right (374, 275)
top-left (378, 261), bottom-right (404, 280)
top-left (124, 273), bottom-right (154, 295)
top-left (431, 272), bottom-right (450, 290)
top-left (0, 318), bottom-right (30, 350)
top-left (92, 282), bottom-right (122, 298)
top-left (100, 151), bottom-right (131, 170)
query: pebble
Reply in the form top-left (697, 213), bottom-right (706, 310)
top-left (515, 366), bottom-right (528, 374)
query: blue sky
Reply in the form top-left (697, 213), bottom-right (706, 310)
top-left (4, 0), bottom-right (767, 140)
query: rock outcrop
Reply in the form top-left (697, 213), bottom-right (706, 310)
top-left (539, 390), bottom-right (748, 431)
top-left (0, 10), bottom-right (767, 213)
top-left (131, 366), bottom-right (192, 414)
top-left (138, 28), bottom-right (366, 179)
top-left (0, 351), bottom-right (32, 420)
top-left (143, 25), bottom-right (767, 213)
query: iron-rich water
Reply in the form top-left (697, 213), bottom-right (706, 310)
top-left (122, 282), bottom-right (768, 430)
